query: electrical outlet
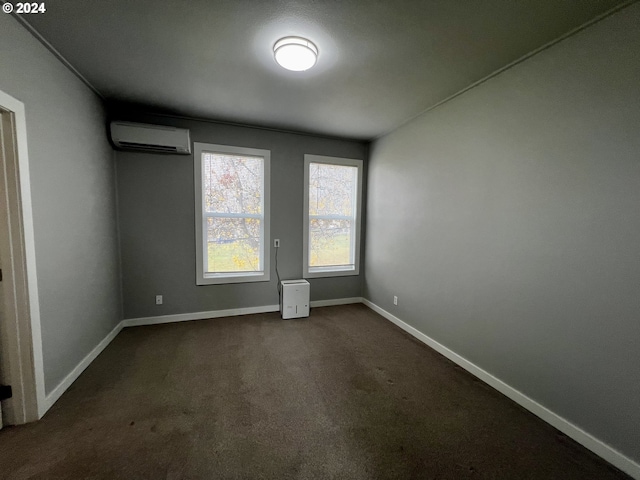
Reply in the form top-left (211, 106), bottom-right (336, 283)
top-left (393, 296), bottom-right (398, 306)
top-left (155, 295), bottom-right (163, 305)
top-left (274, 239), bottom-right (280, 248)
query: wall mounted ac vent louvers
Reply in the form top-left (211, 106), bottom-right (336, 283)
top-left (109, 121), bottom-right (191, 154)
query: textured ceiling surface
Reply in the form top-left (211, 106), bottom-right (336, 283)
top-left (22, 0), bottom-right (623, 140)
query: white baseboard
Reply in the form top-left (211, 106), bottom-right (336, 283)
top-left (122, 304), bottom-right (280, 327)
top-left (41, 298), bottom-right (638, 478)
top-left (123, 299), bottom-right (364, 327)
top-left (310, 297), bottom-right (363, 308)
top-left (43, 321), bottom-right (124, 413)
top-left (361, 298), bottom-right (640, 479)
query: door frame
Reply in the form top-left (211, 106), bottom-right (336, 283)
top-left (0, 89), bottom-right (45, 423)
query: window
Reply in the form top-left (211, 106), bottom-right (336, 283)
top-left (194, 143), bottom-right (270, 285)
top-left (303, 155), bottom-right (363, 278)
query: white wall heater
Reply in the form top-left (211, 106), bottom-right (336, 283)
top-left (280, 280), bottom-right (310, 319)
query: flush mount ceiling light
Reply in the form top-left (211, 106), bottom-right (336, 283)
top-left (273, 36), bottom-right (318, 71)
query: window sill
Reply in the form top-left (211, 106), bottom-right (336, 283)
top-left (304, 266), bottom-right (359, 279)
top-left (197, 272), bottom-right (270, 285)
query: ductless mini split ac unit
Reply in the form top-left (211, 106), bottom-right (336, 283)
top-left (109, 121), bottom-right (192, 154)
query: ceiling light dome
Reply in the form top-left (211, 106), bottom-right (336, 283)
top-left (274, 37), bottom-right (318, 71)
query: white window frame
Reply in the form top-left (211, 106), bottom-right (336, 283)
top-left (303, 154), bottom-right (363, 278)
top-left (194, 142), bottom-right (271, 285)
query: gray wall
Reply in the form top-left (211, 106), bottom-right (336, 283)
top-left (365, 4), bottom-right (640, 464)
top-left (0, 15), bottom-right (122, 394)
top-left (115, 114), bottom-right (367, 319)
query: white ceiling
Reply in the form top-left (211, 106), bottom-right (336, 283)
top-left (22, 0), bottom-right (623, 140)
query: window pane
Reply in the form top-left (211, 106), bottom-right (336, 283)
top-left (309, 218), bottom-right (353, 267)
top-left (309, 163), bottom-right (357, 217)
top-left (203, 153), bottom-right (263, 215)
top-left (206, 217), bottom-right (262, 273)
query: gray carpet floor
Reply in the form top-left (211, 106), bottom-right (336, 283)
top-left (0, 304), bottom-right (630, 479)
